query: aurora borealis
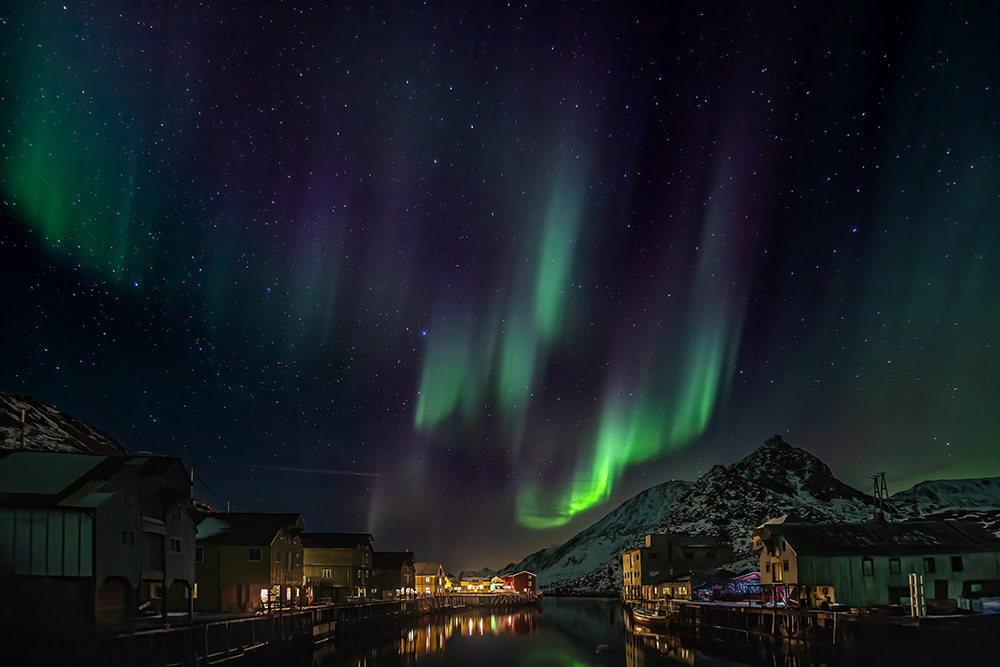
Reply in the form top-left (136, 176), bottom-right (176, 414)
top-left (2, 1), bottom-right (1000, 570)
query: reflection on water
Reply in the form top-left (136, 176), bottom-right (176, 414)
top-left (309, 597), bottom-right (1000, 667)
top-left (314, 598), bottom-right (628, 667)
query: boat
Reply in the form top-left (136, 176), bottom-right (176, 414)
top-left (631, 605), bottom-right (671, 629)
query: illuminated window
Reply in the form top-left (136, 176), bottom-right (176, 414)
top-left (322, 568), bottom-right (332, 578)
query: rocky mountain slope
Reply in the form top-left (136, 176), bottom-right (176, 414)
top-left (505, 435), bottom-right (1000, 595)
top-left (0, 392), bottom-right (129, 455)
top-left (501, 479), bottom-right (691, 591)
top-left (889, 477), bottom-right (1000, 532)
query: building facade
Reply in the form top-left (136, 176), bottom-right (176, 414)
top-left (415, 562), bottom-right (446, 595)
top-left (194, 512), bottom-right (305, 613)
top-left (622, 533), bottom-right (728, 601)
top-left (300, 532), bottom-right (374, 603)
top-left (501, 571), bottom-right (537, 593)
top-left (0, 452), bottom-right (196, 632)
top-left (752, 516), bottom-right (1000, 608)
top-left (371, 551), bottom-right (415, 599)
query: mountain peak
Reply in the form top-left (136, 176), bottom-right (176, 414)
top-left (731, 434), bottom-right (868, 503)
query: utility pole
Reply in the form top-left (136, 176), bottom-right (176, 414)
top-left (871, 472), bottom-right (892, 522)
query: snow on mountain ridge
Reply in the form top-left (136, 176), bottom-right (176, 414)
top-left (890, 478), bottom-right (1000, 516)
top-left (0, 392), bottom-right (129, 456)
top-left (501, 479), bottom-right (691, 587)
top-left (516, 435), bottom-right (877, 595)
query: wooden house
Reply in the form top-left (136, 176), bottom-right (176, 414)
top-left (194, 512), bottom-right (304, 613)
top-left (458, 571), bottom-right (493, 592)
top-left (0, 451), bottom-right (196, 633)
top-left (501, 571), bottom-right (537, 593)
top-left (300, 532), bottom-right (373, 603)
top-left (371, 551), bottom-right (415, 599)
top-left (621, 533), bottom-right (728, 601)
top-left (752, 516), bottom-right (1000, 609)
top-left (414, 562), bottom-right (446, 595)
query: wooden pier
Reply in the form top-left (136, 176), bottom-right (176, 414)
top-left (625, 599), bottom-right (1000, 662)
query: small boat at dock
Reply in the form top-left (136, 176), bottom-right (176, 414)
top-left (631, 605), bottom-right (671, 629)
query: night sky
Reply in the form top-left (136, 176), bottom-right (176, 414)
top-left (2, 1), bottom-right (999, 571)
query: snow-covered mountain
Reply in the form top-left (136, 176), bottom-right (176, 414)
top-left (889, 478), bottom-right (1000, 532)
top-left (505, 435), bottom-right (1000, 595)
top-left (500, 479), bottom-right (691, 591)
top-left (0, 392), bottom-right (129, 455)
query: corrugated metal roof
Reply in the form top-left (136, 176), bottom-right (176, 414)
top-left (764, 520), bottom-right (1000, 556)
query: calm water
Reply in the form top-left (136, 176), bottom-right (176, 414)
top-left (309, 598), bottom-right (748, 667)
top-left (304, 598), bottom-right (1000, 667)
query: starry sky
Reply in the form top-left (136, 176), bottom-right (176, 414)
top-left (2, 1), bottom-right (999, 571)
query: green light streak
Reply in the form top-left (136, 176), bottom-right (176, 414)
top-left (2, 25), bottom-right (147, 286)
top-left (415, 322), bottom-right (491, 429)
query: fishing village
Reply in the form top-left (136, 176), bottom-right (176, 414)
top-left (0, 449), bottom-right (540, 666)
top-left (620, 488), bottom-right (1000, 663)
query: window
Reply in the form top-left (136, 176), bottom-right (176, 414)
top-left (924, 557), bottom-right (936, 574)
top-left (322, 568), bottom-right (332, 578)
top-left (195, 547), bottom-right (205, 563)
top-left (707, 551), bottom-right (717, 559)
top-left (773, 562), bottom-right (783, 582)
top-left (248, 547), bottom-right (262, 562)
top-left (683, 552), bottom-right (694, 559)
top-left (862, 558), bottom-right (874, 576)
top-left (121, 530), bottom-right (135, 547)
top-left (170, 538), bottom-right (181, 553)
top-left (951, 556), bottom-right (964, 572)
top-left (275, 548), bottom-right (281, 563)
top-left (783, 560), bottom-right (790, 571)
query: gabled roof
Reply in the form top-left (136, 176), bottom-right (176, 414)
top-left (414, 562), bottom-right (443, 576)
top-left (0, 451), bottom-right (189, 508)
top-left (373, 551), bottom-right (414, 570)
top-left (197, 512), bottom-right (304, 546)
top-left (299, 532), bottom-right (373, 549)
top-left (757, 520), bottom-right (1000, 557)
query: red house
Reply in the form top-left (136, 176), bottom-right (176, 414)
top-left (502, 571), bottom-right (536, 593)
